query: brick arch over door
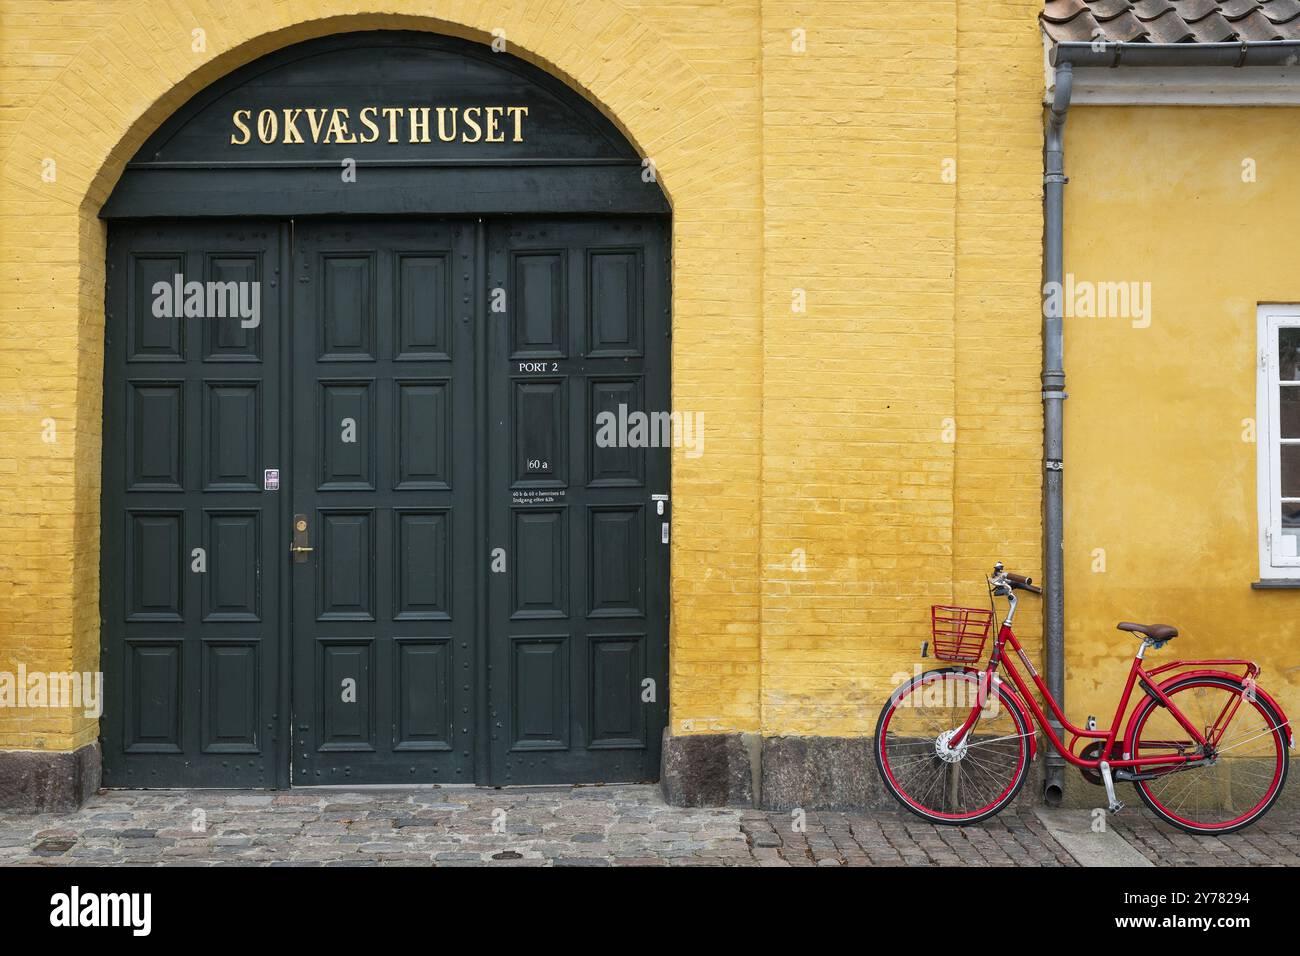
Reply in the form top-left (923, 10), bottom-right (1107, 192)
top-left (0, 3), bottom-right (762, 756)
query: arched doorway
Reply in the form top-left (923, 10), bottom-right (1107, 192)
top-left (100, 32), bottom-right (670, 789)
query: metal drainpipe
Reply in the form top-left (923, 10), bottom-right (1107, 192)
top-left (1041, 60), bottom-right (1072, 806)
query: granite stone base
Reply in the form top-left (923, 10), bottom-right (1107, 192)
top-left (659, 728), bottom-right (756, 807)
top-left (0, 742), bottom-right (101, 813)
top-left (759, 735), bottom-right (886, 810)
top-left (661, 732), bottom-right (1050, 811)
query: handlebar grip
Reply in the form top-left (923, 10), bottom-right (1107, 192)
top-left (1005, 573), bottom-right (1043, 595)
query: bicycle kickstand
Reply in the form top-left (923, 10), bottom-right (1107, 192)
top-left (1099, 761), bottom-right (1125, 814)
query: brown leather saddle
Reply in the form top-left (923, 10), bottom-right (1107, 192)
top-left (1116, 621), bottom-right (1178, 642)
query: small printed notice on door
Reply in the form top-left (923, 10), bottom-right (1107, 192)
top-left (512, 488), bottom-right (565, 506)
top-left (263, 468), bottom-right (280, 491)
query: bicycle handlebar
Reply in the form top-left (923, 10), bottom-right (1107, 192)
top-left (1007, 573), bottom-right (1043, 595)
top-left (991, 563), bottom-right (1043, 595)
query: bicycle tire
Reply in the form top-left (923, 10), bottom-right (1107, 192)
top-left (1129, 674), bottom-right (1289, 835)
top-left (874, 667), bottom-right (1033, 826)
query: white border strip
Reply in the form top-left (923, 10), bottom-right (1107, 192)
top-left (1044, 40), bottom-right (1300, 105)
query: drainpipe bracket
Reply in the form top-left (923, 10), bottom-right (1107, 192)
top-left (1044, 173), bottom-right (1069, 185)
top-left (1045, 459), bottom-right (1063, 472)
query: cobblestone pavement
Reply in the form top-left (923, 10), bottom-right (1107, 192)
top-left (741, 808), bottom-right (1078, 866)
top-left (0, 785), bottom-right (1296, 866)
top-left (1107, 811), bottom-right (1300, 867)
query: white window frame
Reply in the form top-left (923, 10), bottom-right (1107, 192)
top-left (1257, 304), bottom-right (1300, 579)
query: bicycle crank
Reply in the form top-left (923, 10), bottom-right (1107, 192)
top-left (1078, 741), bottom-right (1122, 785)
top-left (1098, 761), bottom-right (1125, 813)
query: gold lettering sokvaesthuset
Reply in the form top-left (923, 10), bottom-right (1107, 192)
top-left (230, 106), bottom-right (529, 145)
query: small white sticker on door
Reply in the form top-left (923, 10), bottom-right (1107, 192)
top-left (263, 468), bottom-right (280, 491)
top-left (661, 522), bottom-right (670, 544)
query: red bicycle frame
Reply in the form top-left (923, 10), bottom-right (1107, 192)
top-left (950, 620), bottom-right (1262, 774)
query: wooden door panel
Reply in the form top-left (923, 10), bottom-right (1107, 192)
top-left (291, 221), bottom-right (477, 784)
top-left (102, 221), bottom-right (284, 787)
top-left (487, 219), bottom-right (669, 785)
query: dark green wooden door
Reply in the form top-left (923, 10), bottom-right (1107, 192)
top-left (104, 217), bottom-right (668, 788)
top-left (290, 221), bottom-right (478, 784)
top-left (101, 221), bottom-right (286, 787)
top-left (486, 219), bottom-right (670, 784)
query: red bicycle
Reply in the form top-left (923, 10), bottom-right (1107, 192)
top-left (875, 563), bottom-right (1294, 834)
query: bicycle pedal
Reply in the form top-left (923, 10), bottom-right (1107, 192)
top-left (1099, 760), bottom-right (1124, 815)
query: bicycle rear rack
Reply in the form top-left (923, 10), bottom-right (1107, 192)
top-left (1142, 658), bottom-right (1261, 682)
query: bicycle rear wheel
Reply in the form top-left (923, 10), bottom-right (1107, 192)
top-left (1130, 675), bottom-right (1289, 834)
top-left (874, 668), bottom-right (1031, 825)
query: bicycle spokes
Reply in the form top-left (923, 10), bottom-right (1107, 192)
top-left (876, 672), bottom-right (1030, 823)
top-left (1132, 678), bottom-right (1287, 831)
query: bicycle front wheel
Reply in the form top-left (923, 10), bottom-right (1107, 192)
top-left (1130, 675), bottom-right (1289, 834)
top-left (874, 668), bottom-right (1032, 825)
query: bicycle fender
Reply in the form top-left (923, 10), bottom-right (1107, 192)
top-left (1122, 670), bottom-right (1295, 755)
top-left (945, 666), bottom-right (1038, 762)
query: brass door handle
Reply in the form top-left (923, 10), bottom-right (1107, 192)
top-left (291, 513), bottom-right (312, 563)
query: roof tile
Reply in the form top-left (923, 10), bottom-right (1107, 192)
top-left (1168, 0), bottom-right (1223, 21)
top-left (1041, 0), bottom-right (1300, 42)
top-left (1190, 11), bottom-right (1239, 38)
top-left (1130, 0), bottom-right (1178, 17)
top-left (1262, 0), bottom-right (1300, 23)
top-left (1106, 9), bottom-right (1159, 37)
top-left (1142, 8), bottom-right (1200, 38)
top-left (1233, 7), bottom-right (1290, 35)
top-left (1042, 0), bottom-right (1095, 22)
top-left (1045, 8), bottom-right (1107, 40)
top-left (1217, 0), bottom-right (1263, 17)
top-left (1088, 0), bottom-right (1138, 17)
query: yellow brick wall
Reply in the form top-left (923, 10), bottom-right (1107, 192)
top-left (759, 1), bottom-right (957, 733)
top-left (757, 1), bottom-right (1045, 735)
top-left (0, 0), bottom-right (1048, 752)
top-left (952, 5), bottom-right (1047, 695)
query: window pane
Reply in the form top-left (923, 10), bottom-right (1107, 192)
top-left (1281, 502), bottom-right (1300, 560)
top-left (1283, 385), bottom-right (1300, 440)
top-left (1284, 444), bottom-right (1300, 498)
top-left (1282, 327), bottom-right (1300, 381)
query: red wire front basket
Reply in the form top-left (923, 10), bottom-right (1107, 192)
top-left (929, 605), bottom-right (994, 663)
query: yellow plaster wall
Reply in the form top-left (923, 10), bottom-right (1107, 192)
top-left (1063, 106), bottom-right (1300, 729)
